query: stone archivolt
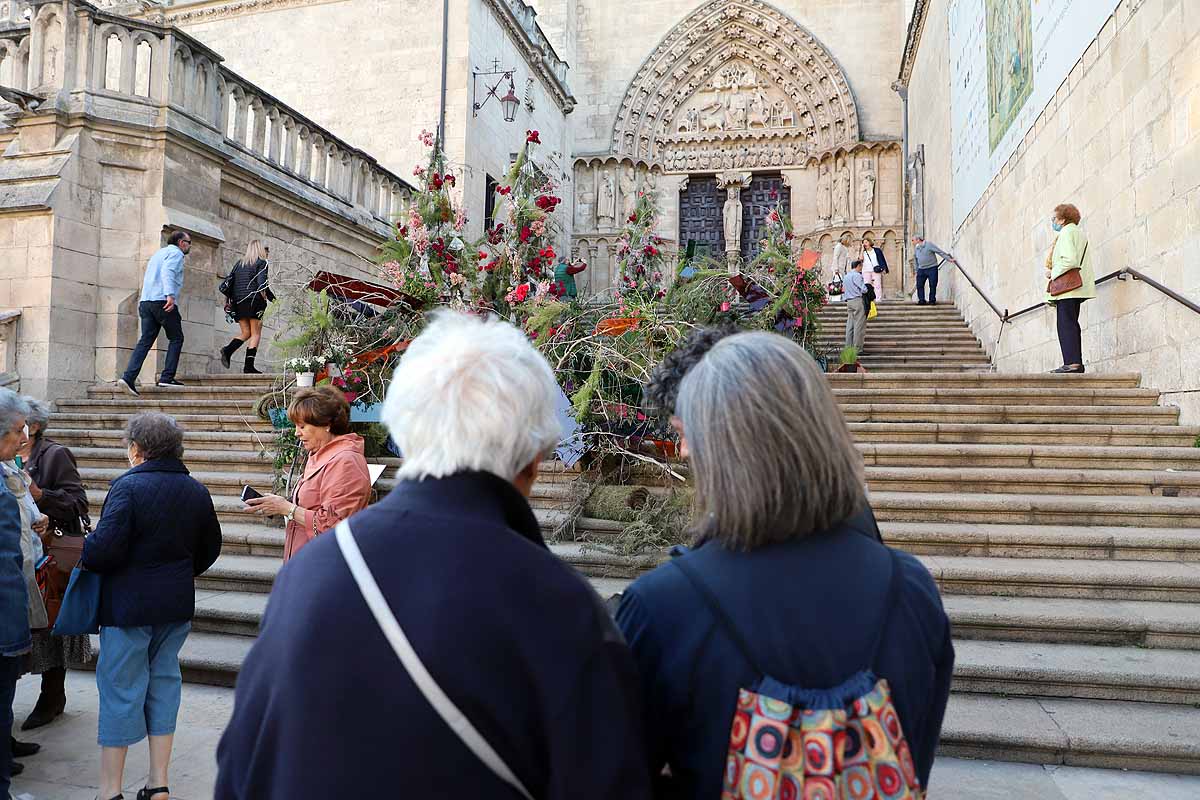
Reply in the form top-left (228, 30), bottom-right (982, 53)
top-left (611, 0), bottom-right (859, 172)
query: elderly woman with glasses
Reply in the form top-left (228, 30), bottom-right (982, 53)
top-left (16, 396), bottom-right (92, 732)
top-left (82, 412), bottom-right (222, 800)
top-left (616, 329), bottom-right (955, 798)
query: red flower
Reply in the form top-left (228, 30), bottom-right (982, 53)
top-left (396, 225), bottom-right (408, 239)
top-left (482, 260), bottom-right (499, 271)
top-left (534, 194), bottom-right (562, 211)
top-left (515, 283), bottom-right (530, 302)
top-left (526, 130), bottom-right (541, 144)
top-left (497, 186), bottom-right (511, 196)
top-left (519, 225), bottom-right (532, 243)
top-left (528, 256), bottom-right (542, 271)
top-left (487, 224), bottom-right (504, 244)
top-left (642, 245), bottom-right (659, 257)
top-left (477, 250), bottom-right (489, 260)
top-left (539, 247), bottom-right (556, 260)
top-left (444, 174), bottom-right (456, 187)
top-left (429, 173), bottom-right (444, 190)
top-left (628, 213), bottom-right (638, 223)
top-left (769, 189), bottom-right (779, 200)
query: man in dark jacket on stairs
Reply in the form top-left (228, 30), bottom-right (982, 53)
top-left (215, 311), bottom-right (652, 800)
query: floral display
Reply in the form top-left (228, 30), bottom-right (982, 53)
top-left (615, 191), bottom-right (669, 299)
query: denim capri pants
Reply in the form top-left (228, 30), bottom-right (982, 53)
top-left (96, 622), bottom-right (191, 747)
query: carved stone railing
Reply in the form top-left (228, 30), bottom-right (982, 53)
top-left (0, 0), bottom-right (410, 225)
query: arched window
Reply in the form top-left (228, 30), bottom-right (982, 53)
top-left (133, 40), bottom-right (152, 97)
top-left (103, 33), bottom-right (121, 92)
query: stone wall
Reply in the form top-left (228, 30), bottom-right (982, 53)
top-left (904, 0), bottom-right (1200, 421)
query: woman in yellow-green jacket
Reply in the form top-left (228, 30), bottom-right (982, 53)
top-left (1044, 203), bottom-right (1096, 373)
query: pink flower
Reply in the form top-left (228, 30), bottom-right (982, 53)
top-left (531, 219), bottom-right (547, 237)
top-left (720, 301), bottom-right (731, 312)
top-left (418, 129), bottom-right (436, 147)
top-left (413, 165), bottom-right (426, 178)
top-left (526, 130), bottom-right (541, 144)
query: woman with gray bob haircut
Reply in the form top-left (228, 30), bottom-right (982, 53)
top-left (83, 411), bottom-right (221, 800)
top-left (617, 329), bottom-right (954, 797)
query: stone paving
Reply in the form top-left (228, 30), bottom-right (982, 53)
top-left (8, 672), bottom-right (1200, 799)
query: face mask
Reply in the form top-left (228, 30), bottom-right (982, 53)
top-left (1051, 221), bottom-right (1063, 232)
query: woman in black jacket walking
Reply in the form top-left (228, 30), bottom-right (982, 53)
top-left (82, 412), bottom-right (222, 800)
top-left (218, 240), bottom-right (272, 374)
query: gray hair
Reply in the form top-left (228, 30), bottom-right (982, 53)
top-left (676, 332), bottom-right (864, 549)
top-left (22, 396), bottom-right (51, 433)
top-left (0, 388), bottom-right (29, 434)
top-left (124, 412), bottom-right (185, 461)
top-left (382, 311), bottom-right (561, 482)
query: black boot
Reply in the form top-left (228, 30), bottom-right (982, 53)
top-left (220, 338), bottom-right (244, 369)
top-left (22, 666), bottom-right (66, 730)
top-left (243, 347), bottom-right (262, 374)
top-left (11, 735), bottom-right (40, 757)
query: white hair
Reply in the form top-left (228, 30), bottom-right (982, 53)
top-left (383, 311), bottom-right (562, 482)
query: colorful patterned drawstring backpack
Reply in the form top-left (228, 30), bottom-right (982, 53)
top-left (672, 550), bottom-right (923, 800)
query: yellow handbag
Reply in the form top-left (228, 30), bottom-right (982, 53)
top-left (867, 300), bottom-right (878, 319)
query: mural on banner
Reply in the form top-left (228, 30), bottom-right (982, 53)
top-left (949, 0), bottom-right (1120, 227)
top-left (985, 0), bottom-right (1033, 150)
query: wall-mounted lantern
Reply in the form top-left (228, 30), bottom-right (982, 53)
top-left (472, 59), bottom-right (520, 123)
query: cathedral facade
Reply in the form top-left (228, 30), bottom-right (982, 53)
top-left (123, 0), bottom-right (909, 296)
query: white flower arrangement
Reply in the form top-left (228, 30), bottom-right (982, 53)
top-left (285, 356), bottom-right (323, 373)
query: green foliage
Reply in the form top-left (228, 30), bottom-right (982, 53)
top-left (840, 346), bottom-right (859, 365)
top-left (580, 485), bottom-right (692, 556)
top-left (1194, 434), bottom-right (1200, 448)
top-left (270, 426), bottom-right (301, 494)
top-left (272, 290), bottom-right (338, 362)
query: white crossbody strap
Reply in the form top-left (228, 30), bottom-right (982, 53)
top-left (334, 520), bottom-right (534, 800)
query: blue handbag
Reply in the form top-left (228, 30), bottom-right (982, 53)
top-left (51, 566), bottom-right (101, 636)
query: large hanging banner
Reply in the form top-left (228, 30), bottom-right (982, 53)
top-left (948, 0), bottom-right (1120, 228)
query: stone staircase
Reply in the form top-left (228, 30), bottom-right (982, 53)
top-left (50, 300), bottom-right (1200, 775)
top-left (814, 300), bottom-right (993, 372)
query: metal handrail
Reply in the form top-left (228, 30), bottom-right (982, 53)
top-left (934, 257), bottom-right (1008, 321)
top-left (1004, 267), bottom-right (1200, 322)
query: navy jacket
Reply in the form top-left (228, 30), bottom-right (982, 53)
top-left (0, 488), bottom-right (28, 656)
top-left (82, 458), bottom-right (222, 628)
top-left (215, 471), bottom-right (652, 800)
top-left (616, 517), bottom-right (954, 798)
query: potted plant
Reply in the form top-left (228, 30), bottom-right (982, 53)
top-left (285, 356), bottom-right (322, 387)
top-left (835, 346), bottom-right (866, 374)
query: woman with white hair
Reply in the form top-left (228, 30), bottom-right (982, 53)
top-left (218, 239), bottom-right (273, 374)
top-left (17, 395), bottom-right (91, 732)
top-left (216, 311), bottom-right (652, 799)
top-left (617, 329), bottom-right (954, 797)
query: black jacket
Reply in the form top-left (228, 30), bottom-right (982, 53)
top-left (215, 471), bottom-right (652, 800)
top-left (230, 258), bottom-right (271, 304)
top-left (81, 458), bottom-right (222, 627)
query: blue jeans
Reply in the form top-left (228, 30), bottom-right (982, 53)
top-left (122, 300), bottom-right (184, 384)
top-left (96, 622), bottom-right (190, 747)
top-left (916, 268), bottom-right (939, 303)
top-left (0, 654), bottom-right (21, 796)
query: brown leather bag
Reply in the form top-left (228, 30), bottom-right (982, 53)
top-left (1047, 243), bottom-right (1088, 296)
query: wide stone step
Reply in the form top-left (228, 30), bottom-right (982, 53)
top-left (193, 589), bottom-right (269, 637)
top-left (48, 427), bottom-right (269, 448)
top-left (860, 442), bottom-right (1200, 470)
top-left (72, 446), bottom-right (274, 472)
top-left (879, 521), bottom-right (1200, 561)
top-left (177, 373), bottom-right (284, 385)
top-left (864, 466), bottom-right (1200, 497)
top-left (218, 521), bottom-right (285, 556)
top-left (951, 640), bottom-right (1200, 705)
top-left (939, 694), bottom-right (1200, 774)
top-left (53, 411), bottom-right (272, 432)
top-left (825, 372), bottom-right (1144, 388)
top-left (847, 422), bottom-right (1200, 447)
top-left (58, 398), bottom-right (267, 415)
top-left (834, 387), bottom-right (1162, 407)
top-left (852, 363), bottom-right (995, 373)
top-left (944, 595), bottom-right (1200, 650)
top-left (195, 553), bottom-right (280, 593)
top-left (82, 467), bottom-right (277, 496)
top-left (87, 489), bottom-right (286, 524)
top-left (921, 555), bottom-right (1200, 602)
top-left (840, 403), bottom-right (1178, 425)
top-left (869, 491), bottom-right (1200, 528)
top-left (88, 384), bottom-right (274, 401)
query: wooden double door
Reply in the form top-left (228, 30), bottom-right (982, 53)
top-left (679, 173), bottom-right (791, 261)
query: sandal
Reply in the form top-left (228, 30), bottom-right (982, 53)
top-left (137, 788), bottom-right (169, 800)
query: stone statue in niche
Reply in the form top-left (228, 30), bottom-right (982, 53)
top-left (816, 162), bottom-right (832, 226)
top-left (597, 169), bottom-right (616, 226)
top-left (832, 157), bottom-right (850, 223)
top-left (620, 164), bottom-right (637, 219)
top-left (723, 186), bottom-right (743, 261)
top-left (574, 166), bottom-right (594, 228)
top-left (857, 157), bottom-right (876, 223)
top-left (644, 169), bottom-right (658, 192)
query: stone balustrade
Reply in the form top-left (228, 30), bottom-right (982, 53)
top-left (0, 0), bottom-right (409, 225)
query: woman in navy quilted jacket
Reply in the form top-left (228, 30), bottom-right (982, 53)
top-left (617, 328), bottom-right (954, 798)
top-left (82, 412), bottom-right (222, 800)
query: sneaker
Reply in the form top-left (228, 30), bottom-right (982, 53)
top-left (156, 378), bottom-right (185, 388)
top-left (116, 378), bottom-right (140, 397)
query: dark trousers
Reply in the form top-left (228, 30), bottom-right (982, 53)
top-left (123, 300), bottom-right (184, 384)
top-left (1056, 298), bottom-right (1085, 366)
top-left (0, 654), bottom-right (21, 796)
top-left (916, 268), bottom-right (939, 303)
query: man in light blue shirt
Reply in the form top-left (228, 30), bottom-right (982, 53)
top-left (117, 230), bottom-right (191, 395)
top-left (842, 258), bottom-right (868, 354)
top-left (910, 236), bottom-right (956, 305)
